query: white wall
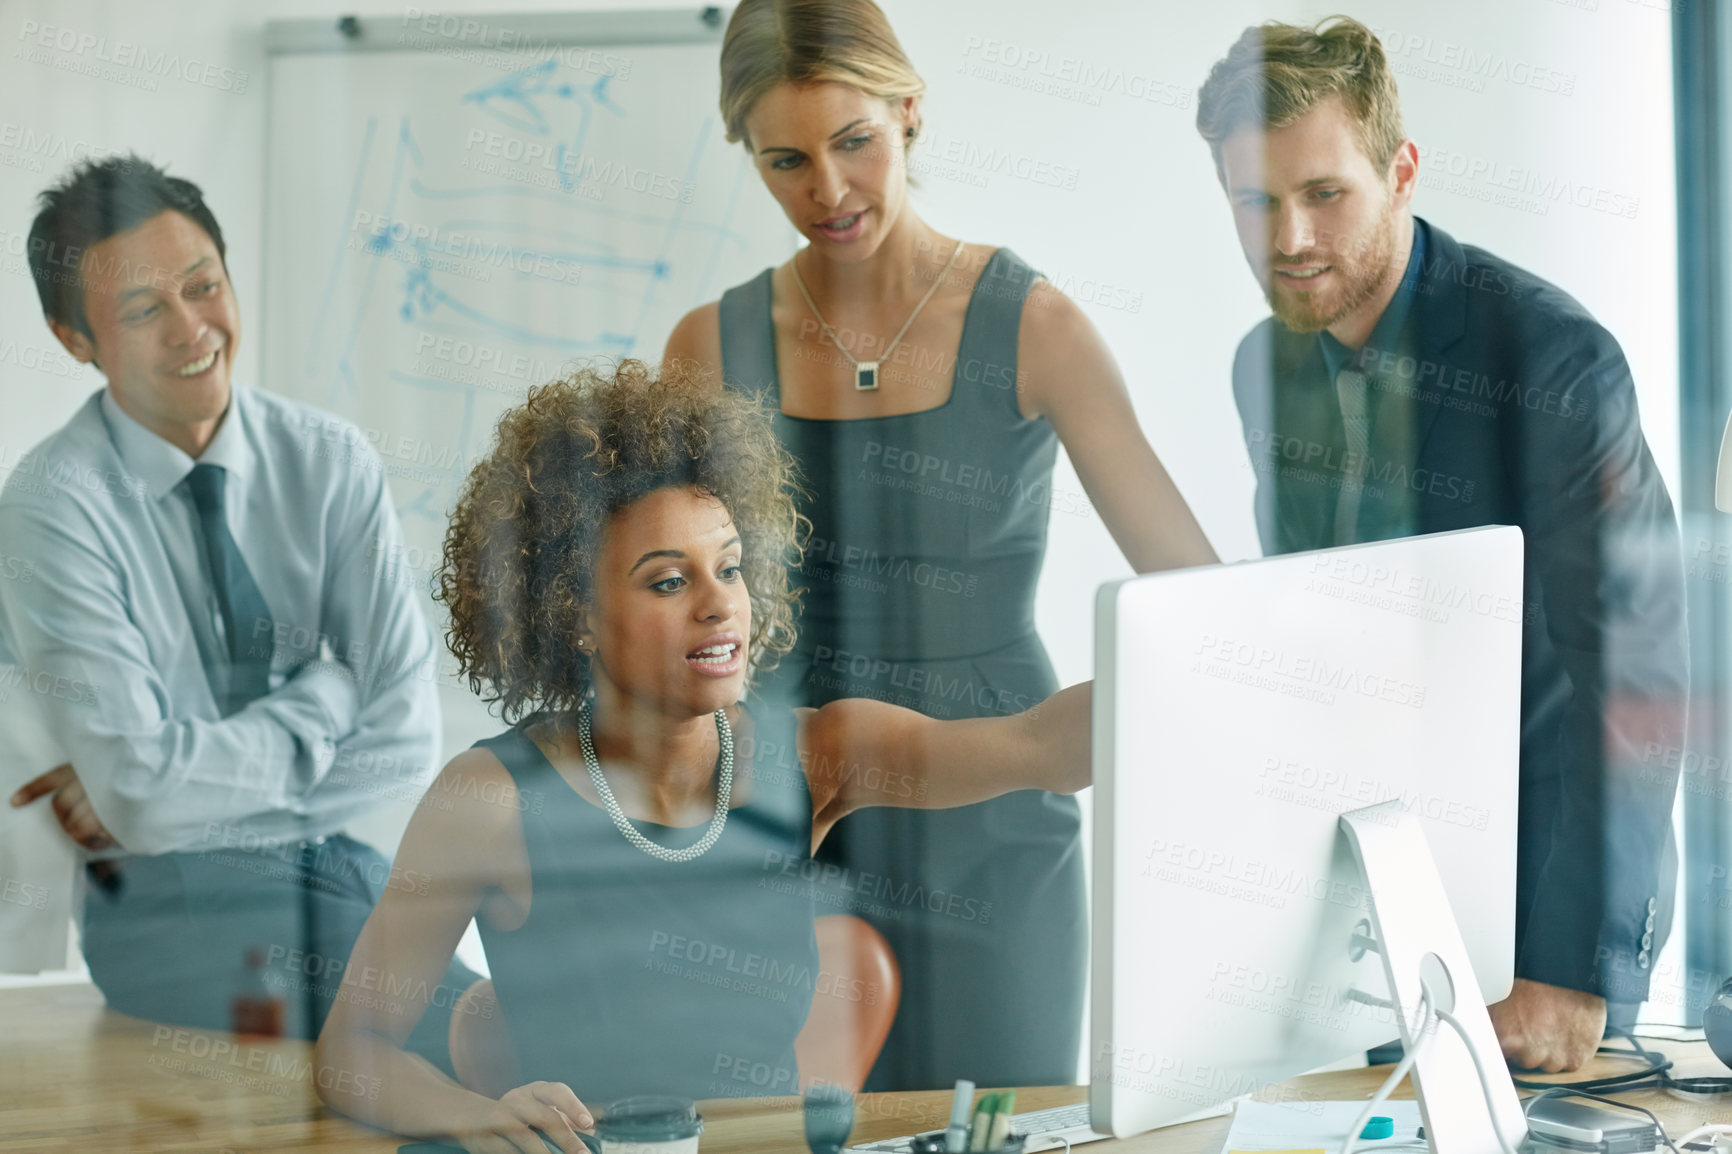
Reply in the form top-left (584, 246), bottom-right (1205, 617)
top-left (0, 0), bottom-right (1681, 1007)
top-left (879, 0), bottom-right (1678, 685)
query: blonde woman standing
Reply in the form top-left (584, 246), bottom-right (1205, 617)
top-left (664, 0), bottom-right (1215, 1089)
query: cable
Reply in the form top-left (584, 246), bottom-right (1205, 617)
top-left (1341, 986), bottom-right (1435, 1154)
top-left (1678, 1125), bottom-right (1732, 1147)
top-left (1432, 1003), bottom-right (1524, 1154)
top-left (1510, 1028), bottom-right (1674, 1092)
top-left (1522, 1027), bottom-right (1732, 1098)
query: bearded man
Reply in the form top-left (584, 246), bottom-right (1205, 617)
top-left (1197, 17), bottom-right (1687, 1073)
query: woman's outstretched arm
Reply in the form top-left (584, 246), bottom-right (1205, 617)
top-left (1019, 280), bottom-right (1218, 573)
top-left (802, 683), bottom-right (1092, 839)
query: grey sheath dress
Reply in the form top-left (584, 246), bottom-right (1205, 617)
top-left (718, 247), bottom-right (1086, 1089)
top-left (473, 697), bottom-right (819, 1103)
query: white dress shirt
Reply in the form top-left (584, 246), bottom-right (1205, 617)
top-left (0, 384), bottom-right (439, 855)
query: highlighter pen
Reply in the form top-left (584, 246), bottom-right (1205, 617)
top-left (969, 1092), bottom-right (999, 1152)
top-left (986, 1090), bottom-right (1016, 1150)
top-left (943, 1080), bottom-right (975, 1152)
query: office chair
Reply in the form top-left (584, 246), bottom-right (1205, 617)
top-left (795, 915), bottom-right (902, 1092)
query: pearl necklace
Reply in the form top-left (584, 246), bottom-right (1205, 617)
top-left (576, 702), bottom-right (734, 863)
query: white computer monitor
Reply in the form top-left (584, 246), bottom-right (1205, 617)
top-left (1089, 526), bottom-right (1524, 1137)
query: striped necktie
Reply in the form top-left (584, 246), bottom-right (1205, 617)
top-left (1334, 368), bottom-right (1372, 546)
top-left (186, 464), bottom-right (275, 714)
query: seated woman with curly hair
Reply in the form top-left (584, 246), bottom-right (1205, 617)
top-left (312, 360), bottom-right (1089, 1153)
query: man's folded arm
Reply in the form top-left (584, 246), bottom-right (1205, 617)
top-left (0, 501), bottom-right (362, 855)
top-left (1511, 321), bottom-right (1688, 1002)
top-left (302, 446), bottom-right (441, 823)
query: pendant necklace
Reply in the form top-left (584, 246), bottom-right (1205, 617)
top-left (790, 237), bottom-right (965, 392)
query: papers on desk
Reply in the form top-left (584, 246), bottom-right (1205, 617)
top-left (1223, 1100), bottom-right (1424, 1154)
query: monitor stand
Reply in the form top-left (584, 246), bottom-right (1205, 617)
top-left (1339, 802), bottom-right (1528, 1154)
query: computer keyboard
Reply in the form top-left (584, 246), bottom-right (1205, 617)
top-left (849, 1101), bottom-right (1109, 1152)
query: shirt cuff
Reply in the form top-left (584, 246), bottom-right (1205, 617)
top-left (295, 658), bottom-right (361, 744)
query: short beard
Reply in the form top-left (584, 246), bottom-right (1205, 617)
top-left (1265, 206), bottom-right (1398, 334)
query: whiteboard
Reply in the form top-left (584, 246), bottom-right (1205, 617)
top-left (262, 32), bottom-right (796, 603)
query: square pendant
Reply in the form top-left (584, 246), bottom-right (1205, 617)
top-left (855, 361), bottom-right (880, 391)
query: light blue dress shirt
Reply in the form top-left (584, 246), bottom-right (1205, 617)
top-left (0, 383), bottom-right (439, 855)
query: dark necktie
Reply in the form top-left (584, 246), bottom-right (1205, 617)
top-left (186, 464), bottom-right (275, 714)
top-left (1334, 367), bottom-right (1372, 546)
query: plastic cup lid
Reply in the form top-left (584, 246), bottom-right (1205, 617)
top-left (594, 1096), bottom-right (705, 1141)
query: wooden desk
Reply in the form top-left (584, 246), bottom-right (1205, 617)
top-left (3, 983), bottom-right (1727, 1152)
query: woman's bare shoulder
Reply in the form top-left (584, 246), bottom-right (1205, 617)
top-left (664, 300), bottom-right (724, 373)
top-left (396, 744), bottom-right (530, 885)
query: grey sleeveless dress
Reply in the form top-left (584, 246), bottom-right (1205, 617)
top-left (718, 248), bottom-right (1085, 1089)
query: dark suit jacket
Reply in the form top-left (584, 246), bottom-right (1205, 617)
top-left (1231, 218), bottom-right (1687, 1002)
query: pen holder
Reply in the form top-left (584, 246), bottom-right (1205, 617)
top-left (908, 1136), bottom-right (1025, 1154)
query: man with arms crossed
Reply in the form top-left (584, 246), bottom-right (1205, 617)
top-left (1196, 19), bottom-right (1687, 1071)
top-left (1, 156), bottom-right (476, 1067)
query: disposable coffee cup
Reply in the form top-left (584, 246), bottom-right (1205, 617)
top-left (592, 1096), bottom-right (704, 1154)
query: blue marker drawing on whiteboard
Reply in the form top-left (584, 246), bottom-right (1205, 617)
top-left (296, 52), bottom-right (758, 531)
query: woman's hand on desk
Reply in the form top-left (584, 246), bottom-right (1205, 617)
top-left (455, 1081), bottom-right (594, 1154)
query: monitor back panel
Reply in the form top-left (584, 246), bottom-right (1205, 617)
top-left (1090, 527), bottom-right (1523, 1135)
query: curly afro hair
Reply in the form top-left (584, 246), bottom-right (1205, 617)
top-left (437, 359), bottom-right (806, 722)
